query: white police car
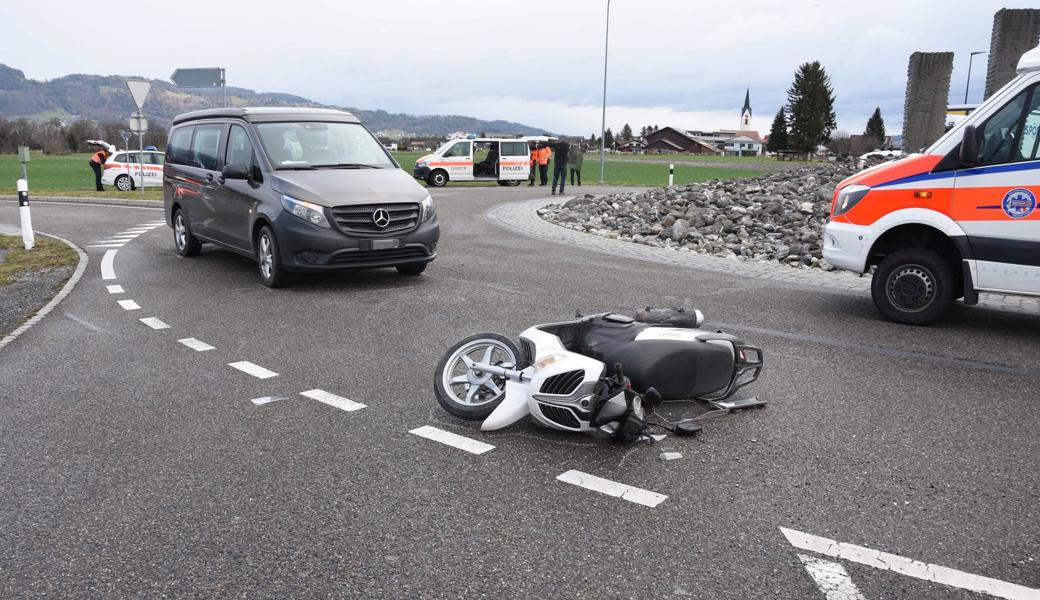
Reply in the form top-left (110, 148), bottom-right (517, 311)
top-left (102, 150), bottom-right (165, 191)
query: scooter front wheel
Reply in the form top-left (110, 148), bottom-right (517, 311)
top-left (434, 333), bottom-right (522, 421)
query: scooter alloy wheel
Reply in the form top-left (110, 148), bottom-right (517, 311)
top-left (434, 333), bottom-right (522, 420)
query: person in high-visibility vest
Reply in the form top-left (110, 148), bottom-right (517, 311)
top-left (536, 143), bottom-right (552, 186)
top-left (528, 141), bottom-right (538, 186)
top-left (87, 139), bottom-right (115, 191)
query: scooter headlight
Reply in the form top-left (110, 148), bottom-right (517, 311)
top-left (281, 195), bottom-right (331, 228)
top-left (534, 354), bottom-right (566, 371)
top-left (832, 184), bottom-right (870, 217)
top-left (420, 194), bottom-right (436, 222)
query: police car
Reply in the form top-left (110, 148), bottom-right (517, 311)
top-left (413, 138), bottom-right (531, 187)
top-left (823, 42), bottom-right (1040, 325)
top-left (102, 150), bottom-right (165, 191)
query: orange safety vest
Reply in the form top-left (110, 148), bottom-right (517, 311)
top-left (90, 150), bottom-right (108, 164)
top-left (537, 147), bottom-right (552, 166)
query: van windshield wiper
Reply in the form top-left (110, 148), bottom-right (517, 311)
top-left (315, 163), bottom-right (381, 169)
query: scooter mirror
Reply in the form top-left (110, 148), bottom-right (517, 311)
top-left (673, 421), bottom-right (703, 436)
top-left (643, 387), bottom-right (663, 408)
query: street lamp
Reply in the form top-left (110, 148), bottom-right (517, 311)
top-left (964, 51), bottom-right (986, 104)
top-left (599, 0), bottom-right (611, 184)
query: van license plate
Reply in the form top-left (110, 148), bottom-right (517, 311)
top-left (371, 239), bottom-right (399, 250)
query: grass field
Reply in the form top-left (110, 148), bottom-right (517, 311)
top-left (0, 150), bottom-right (765, 197)
top-left (0, 234), bottom-right (78, 286)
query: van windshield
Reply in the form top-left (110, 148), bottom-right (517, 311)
top-left (255, 122), bottom-right (395, 169)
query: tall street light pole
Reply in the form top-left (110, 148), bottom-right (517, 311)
top-left (599, 0), bottom-right (611, 184)
top-left (964, 51), bottom-right (986, 104)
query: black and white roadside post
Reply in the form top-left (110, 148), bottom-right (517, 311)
top-left (17, 146), bottom-right (33, 250)
top-left (125, 79), bottom-right (151, 198)
top-left (668, 163), bottom-right (674, 187)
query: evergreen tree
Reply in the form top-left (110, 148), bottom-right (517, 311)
top-left (766, 108), bottom-right (789, 152)
top-left (864, 107), bottom-right (886, 147)
top-left (619, 123), bottom-right (633, 142)
top-left (786, 61), bottom-right (837, 154)
top-left (639, 125), bottom-right (648, 138)
top-left (604, 128), bottom-right (614, 149)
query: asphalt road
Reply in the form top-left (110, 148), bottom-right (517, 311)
top-left (1, 188), bottom-right (1038, 599)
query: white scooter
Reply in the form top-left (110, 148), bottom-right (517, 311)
top-left (433, 309), bottom-right (766, 442)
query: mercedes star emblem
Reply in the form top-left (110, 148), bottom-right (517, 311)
top-left (372, 208), bottom-right (391, 228)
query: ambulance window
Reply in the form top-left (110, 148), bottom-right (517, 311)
top-left (975, 88), bottom-right (1029, 166)
top-left (1014, 86), bottom-right (1040, 161)
top-left (443, 142), bottom-right (470, 158)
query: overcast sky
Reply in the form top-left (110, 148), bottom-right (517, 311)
top-left (1, 0), bottom-right (1024, 135)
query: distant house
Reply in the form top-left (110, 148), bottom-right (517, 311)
top-left (644, 127), bottom-right (722, 154)
top-left (644, 89), bottom-right (766, 156)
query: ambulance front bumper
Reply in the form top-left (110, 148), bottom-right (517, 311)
top-left (822, 220), bottom-right (871, 274)
top-left (413, 165), bottom-right (431, 180)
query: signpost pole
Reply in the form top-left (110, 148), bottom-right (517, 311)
top-left (138, 113), bottom-right (145, 198)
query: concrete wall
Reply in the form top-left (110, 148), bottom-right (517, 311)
top-left (902, 52), bottom-right (954, 152)
top-left (985, 9), bottom-right (1040, 99)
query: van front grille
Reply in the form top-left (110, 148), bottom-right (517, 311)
top-left (327, 247), bottom-right (429, 266)
top-left (330, 203), bottom-right (420, 235)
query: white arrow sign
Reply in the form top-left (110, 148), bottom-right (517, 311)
top-left (125, 79), bottom-right (151, 110)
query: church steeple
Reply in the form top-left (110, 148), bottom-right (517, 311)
top-left (740, 88), bottom-right (752, 130)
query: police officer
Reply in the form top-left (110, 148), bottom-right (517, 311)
top-left (87, 139), bottom-right (115, 191)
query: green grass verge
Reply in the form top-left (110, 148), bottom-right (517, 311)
top-left (0, 235), bottom-right (78, 286)
top-left (0, 152), bottom-right (162, 199)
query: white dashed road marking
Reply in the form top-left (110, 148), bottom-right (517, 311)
top-left (106, 285), bottom-right (124, 294)
top-left (301, 389), bottom-right (366, 412)
top-left (228, 361), bottom-right (279, 379)
top-left (178, 338), bottom-right (215, 352)
top-left (555, 470), bottom-right (667, 508)
top-left (781, 527), bottom-right (1040, 600)
top-left (408, 425), bottom-right (495, 455)
top-left (797, 554), bottom-right (866, 600)
top-left (88, 243), bottom-right (125, 248)
top-left (100, 249), bottom-right (117, 280)
top-left (250, 396), bottom-right (286, 406)
top-left (139, 317), bottom-right (170, 330)
top-left (117, 299), bottom-right (141, 310)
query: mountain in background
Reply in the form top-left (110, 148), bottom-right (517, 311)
top-left (0, 65), bottom-right (546, 137)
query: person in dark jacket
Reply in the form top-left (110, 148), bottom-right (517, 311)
top-left (550, 139), bottom-right (570, 195)
top-left (568, 143), bottom-right (584, 186)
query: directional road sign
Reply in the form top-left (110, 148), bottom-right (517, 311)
top-left (129, 113), bottom-right (148, 135)
top-left (171, 68), bottom-right (224, 88)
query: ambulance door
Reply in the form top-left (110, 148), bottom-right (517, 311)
top-left (953, 81), bottom-right (1040, 294)
top-left (437, 140), bottom-right (473, 181)
top-left (499, 141), bottom-right (530, 180)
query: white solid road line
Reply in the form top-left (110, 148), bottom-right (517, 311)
top-left (781, 528), bottom-right (1040, 600)
top-left (117, 299), bottom-right (141, 310)
top-left (797, 554), bottom-right (866, 600)
top-left (228, 361), bottom-right (279, 379)
top-left (100, 249), bottom-right (117, 280)
top-left (301, 389), bottom-right (366, 412)
top-left (139, 317), bottom-right (170, 330)
top-left (408, 425), bottom-right (494, 455)
top-left (251, 396), bottom-right (286, 406)
top-left (555, 470), bottom-right (668, 508)
top-left (177, 337), bottom-right (215, 352)
top-left (106, 285), bottom-right (124, 294)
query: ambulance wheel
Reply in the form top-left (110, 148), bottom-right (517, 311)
top-left (497, 180), bottom-right (521, 186)
top-left (871, 248), bottom-right (953, 326)
top-left (427, 170), bottom-right (448, 187)
top-left (115, 174), bottom-right (133, 192)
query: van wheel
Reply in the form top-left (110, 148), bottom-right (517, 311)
top-left (173, 209), bottom-right (201, 257)
top-left (255, 225), bottom-right (289, 288)
top-left (871, 248), bottom-right (953, 326)
top-left (115, 174), bottom-right (133, 192)
top-left (427, 170), bottom-right (448, 187)
top-left (497, 180), bottom-right (521, 186)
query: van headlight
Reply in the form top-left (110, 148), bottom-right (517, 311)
top-left (281, 195), bottom-right (331, 228)
top-left (420, 194), bottom-right (435, 222)
top-left (832, 184), bottom-right (870, 217)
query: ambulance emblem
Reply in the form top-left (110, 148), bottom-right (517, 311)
top-left (1002, 188), bottom-right (1035, 219)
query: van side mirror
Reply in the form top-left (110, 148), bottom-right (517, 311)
top-left (222, 163), bottom-right (250, 181)
top-left (959, 125), bottom-right (979, 167)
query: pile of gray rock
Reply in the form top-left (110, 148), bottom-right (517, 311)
top-left (539, 162), bottom-right (860, 269)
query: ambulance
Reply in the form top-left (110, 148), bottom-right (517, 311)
top-left (823, 43), bottom-right (1040, 325)
top-left (413, 138), bottom-right (531, 187)
top-left (101, 149), bottom-right (165, 191)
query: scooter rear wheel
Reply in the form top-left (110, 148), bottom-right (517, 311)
top-left (434, 333), bottom-right (522, 421)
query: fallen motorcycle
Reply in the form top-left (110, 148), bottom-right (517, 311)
top-left (433, 308), bottom-right (766, 442)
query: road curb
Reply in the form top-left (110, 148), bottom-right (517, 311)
top-left (0, 195), bottom-right (162, 209)
top-left (0, 230), bottom-right (89, 352)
